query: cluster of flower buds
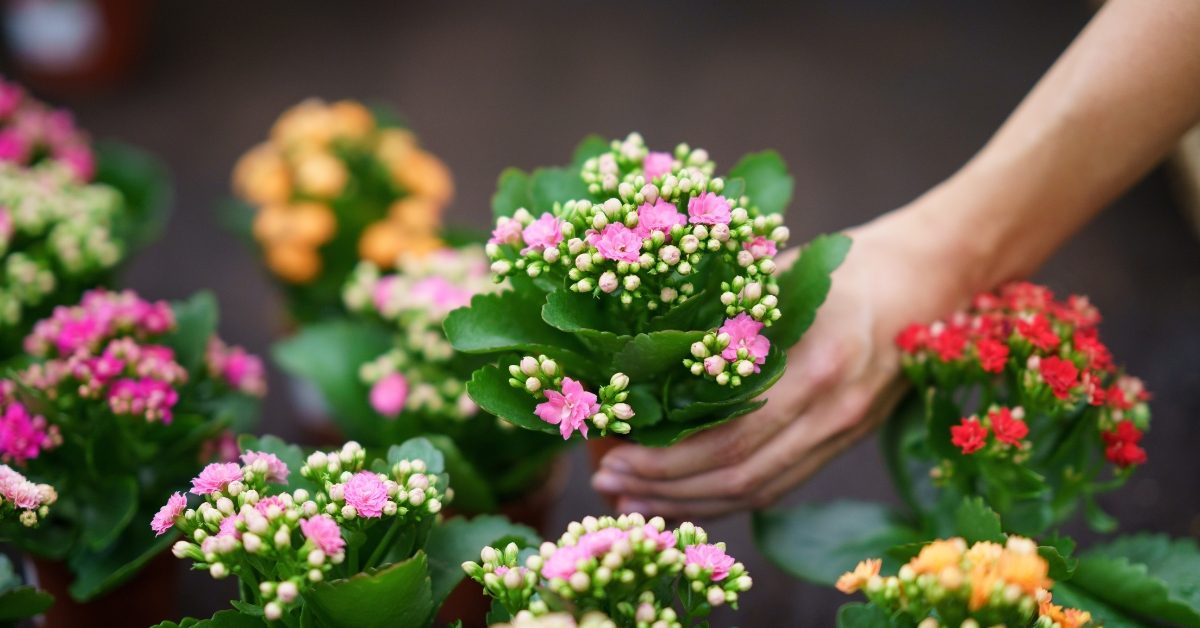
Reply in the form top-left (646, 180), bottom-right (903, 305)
top-left (837, 536), bottom-right (1092, 628)
top-left (0, 463), bottom-right (56, 527)
top-left (464, 514), bottom-right (751, 628)
top-left (7, 290), bottom-right (264, 426)
top-left (684, 312), bottom-right (772, 386)
top-left (0, 77), bottom-right (95, 181)
top-left (484, 133), bottom-right (789, 385)
top-left (0, 163), bottom-right (126, 328)
top-left (233, 98), bottom-right (452, 283)
top-left (895, 282), bottom-right (1151, 469)
top-left (157, 441), bottom-right (446, 622)
top-left (494, 611), bottom-right (617, 628)
top-left (509, 356), bottom-right (634, 440)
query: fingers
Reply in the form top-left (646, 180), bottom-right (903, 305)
top-left (614, 495), bottom-right (748, 520)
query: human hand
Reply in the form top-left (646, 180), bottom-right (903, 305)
top-left (591, 209), bottom-right (978, 518)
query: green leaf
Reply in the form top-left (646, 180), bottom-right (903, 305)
top-left (237, 434), bottom-right (319, 494)
top-left (68, 522), bottom-right (179, 601)
top-left (624, 385), bottom-right (664, 429)
top-left (978, 459), bottom-right (1047, 500)
top-left (1068, 533), bottom-right (1200, 627)
top-left (571, 134), bottom-right (609, 170)
top-left (388, 437), bottom-right (446, 475)
top-left (95, 140), bottom-right (173, 250)
top-left (529, 167), bottom-right (588, 214)
top-left (1051, 582), bottom-right (1144, 628)
top-left (1040, 536), bottom-right (1078, 581)
top-left (80, 476), bottom-right (139, 550)
top-left (609, 331), bottom-right (704, 381)
top-left (954, 497), bottom-right (1005, 544)
top-left (764, 233), bottom-right (852, 349)
top-left (632, 398), bottom-right (765, 447)
top-left (424, 435), bottom-right (496, 514)
top-left (424, 515), bottom-right (540, 606)
top-left (0, 586), bottom-right (54, 622)
top-left (752, 501), bottom-right (923, 586)
top-left (880, 391), bottom-right (934, 519)
top-left (465, 366), bottom-right (559, 437)
top-left (164, 292), bottom-right (218, 373)
top-left (1083, 496), bottom-right (1119, 534)
top-left (491, 168), bottom-right (532, 219)
top-left (646, 289), bottom-right (715, 332)
top-left (306, 552), bottom-right (434, 628)
top-left (445, 291), bottom-right (590, 370)
top-left (727, 150), bottom-right (794, 215)
top-left (836, 603), bottom-right (895, 628)
top-left (272, 320), bottom-right (396, 443)
top-left (151, 610), bottom-right (268, 628)
top-left (541, 290), bottom-right (632, 355)
top-left (721, 178), bottom-right (746, 204)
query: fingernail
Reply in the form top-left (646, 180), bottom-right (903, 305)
top-left (601, 456), bottom-right (631, 473)
top-left (591, 472), bottom-right (623, 493)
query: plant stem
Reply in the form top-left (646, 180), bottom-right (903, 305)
top-left (364, 517), bottom-right (404, 570)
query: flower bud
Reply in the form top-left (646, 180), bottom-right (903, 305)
top-left (277, 581), bottom-right (299, 603)
top-left (210, 563), bottom-right (229, 579)
top-left (243, 533), bottom-right (262, 554)
top-left (704, 356), bottom-right (727, 377)
top-left (599, 272), bottom-right (618, 293)
top-left (525, 377), bottom-right (541, 393)
top-left (623, 275), bottom-right (641, 291)
top-left (659, 245), bottom-right (681, 265)
top-left (611, 403), bottom-right (635, 420)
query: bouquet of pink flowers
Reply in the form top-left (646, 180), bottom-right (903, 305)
top-left (156, 436), bottom-right (538, 628)
top-left (445, 133), bottom-right (849, 445)
top-left (463, 513), bottom-right (752, 627)
top-left (0, 289), bottom-right (265, 602)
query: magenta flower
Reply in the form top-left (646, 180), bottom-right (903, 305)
top-left (342, 471), bottom-right (389, 518)
top-left (541, 544), bottom-right (589, 580)
top-left (223, 348), bottom-right (266, 396)
top-left (0, 402), bottom-right (54, 464)
top-left (301, 514), bottom-right (346, 555)
top-left (55, 144), bottom-right (95, 181)
top-left (489, 217), bottom-right (524, 246)
top-left (643, 151), bottom-right (674, 180)
top-left (534, 377), bottom-right (599, 440)
top-left (635, 199), bottom-right (686, 238)
top-left (190, 462), bottom-right (244, 495)
top-left (253, 495), bottom-right (288, 517)
top-left (520, 213), bottom-right (563, 254)
top-left (685, 543), bottom-right (735, 581)
top-left (240, 451), bottom-right (290, 484)
top-left (369, 373), bottom-right (409, 418)
top-left (0, 208), bottom-right (11, 243)
top-left (151, 492), bottom-right (187, 536)
top-left (372, 275), bottom-right (398, 313)
top-left (744, 236), bottom-right (777, 260)
top-left (719, 313), bottom-right (771, 369)
top-left (216, 514), bottom-right (243, 539)
top-left (587, 223), bottom-right (644, 263)
top-left (411, 276), bottom-right (474, 313)
top-left (687, 192), bottom-right (732, 225)
top-left (641, 525), bottom-right (678, 551)
top-left (0, 129), bottom-right (29, 162)
top-left (0, 82), bottom-right (22, 118)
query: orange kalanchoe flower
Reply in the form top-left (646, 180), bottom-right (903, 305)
top-left (910, 537), bottom-right (967, 575)
top-left (1037, 588), bottom-right (1093, 628)
top-left (835, 559), bottom-right (881, 594)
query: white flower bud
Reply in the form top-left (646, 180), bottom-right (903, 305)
top-left (680, 235), bottom-right (699, 254)
top-left (210, 563), bottom-right (229, 579)
top-left (277, 581), bottom-right (299, 603)
top-left (543, 247), bottom-right (560, 263)
top-left (275, 527), bottom-right (291, 549)
top-left (599, 272), bottom-right (618, 293)
top-left (216, 497), bottom-right (234, 515)
top-left (623, 275), bottom-right (640, 291)
top-left (308, 549), bottom-right (326, 567)
top-left (490, 260), bottom-right (512, 275)
top-left (707, 586), bottom-right (726, 606)
top-left (659, 245), bottom-right (681, 265)
top-left (611, 403), bottom-right (635, 420)
top-left (569, 571), bottom-right (590, 592)
top-left (736, 250), bottom-right (754, 267)
top-left (243, 533), bottom-right (262, 554)
top-left (520, 356), bottom-right (539, 376)
top-left (525, 377), bottom-right (541, 392)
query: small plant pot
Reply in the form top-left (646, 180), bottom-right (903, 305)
top-left (25, 550), bottom-right (177, 628)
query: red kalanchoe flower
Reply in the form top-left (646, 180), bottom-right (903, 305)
top-left (1102, 420), bottom-right (1147, 467)
top-left (1072, 328), bottom-right (1112, 372)
top-left (1038, 356), bottom-right (1078, 399)
top-left (1102, 419), bottom-right (1143, 447)
top-left (1081, 371), bottom-right (1106, 406)
top-left (1055, 294), bottom-right (1101, 328)
top-left (975, 338), bottom-right (1009, 373)
top-left (988, 407), bottom-right (1028, 446)
top-left (895, 323), bottom-right (929, 354)
top-left (950, 417), bottom-right (988, 454)
top-left (928, 324), bottom-right (969, 361)
top-left (1016, 314), bottom-right (1060, 352)
top-left (1002, 282), bottom-right (1055, 312)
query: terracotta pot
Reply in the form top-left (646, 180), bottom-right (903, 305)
top-left (436, 456), bottom-right (569, 628)
top-left (25, 550), bottom-right (177, 628)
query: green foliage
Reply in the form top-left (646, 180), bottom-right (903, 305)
top-left (465, 366), bottom-right (559, 437)
top-left (306, 552), bottom-right (435, 628)
top-left (1068, 534), bottom-right (1200, 627)
top-left (492, 168), bottom-right (532, 219)
top-left (727, 151), bottom-right (794, 215)
top-left (163, 292), bottom-right (219, 372)
top-left (445, 291), bottom-right (591, 372)
top-left (836, 603), bottom-right (898, 628)
top-left (0, 556), bottom-right (53, 624)
top-left (764, 233), bottom-right (852, 349)
top-left (94, 140), bottom-right (173, 251)
top-left (237, 434), bottom-right (319, 494)
top-left (424, 515), bottom-right (539, 605)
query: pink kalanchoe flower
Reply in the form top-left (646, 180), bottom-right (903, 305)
top-left (520, 213), bottom-right (563, 254)
top-left (301, 514), bottom-right (346, 555)
top-left (190, 462), bottom-right (244, 495)
top-left (369, 373), bottom-right (409, 418)
top-left (342, 471), bottom-right (389, 518)
top-left (0, 402), bottom-right (55, 464)
top-left (372, 275), bottom-right (399, 314)
top-left (635, 199), bottom-right (687, 238)
top-left (0, 82), bottom-right (22, 118)
top-left (534, 377), bottom-right (599, 440)
top-left (541, 543), bottom-right (589, 580)
top-left (411, 276), bottom-right (474, 314)
top-left (687, 192), bottom-right (732, 225)
top-left (240, 451), bottom-right (289, 484)
top-left (685, 543), bottom-right (735, 581)
top-left (643, 151), bottom-right (674, 180)
top-left (254, 495), bottom-right (288, 517)
top-left (587, 223), bottom-right (644, 263)
top-left (489, 217), bottom-right (524, 246)
top-left (151, 492), bottom-right (187, 536)
top-left (222, 347), bottom-right (266, 396)
top-left (216, 514), bottom-right (243, 540)
top-left (0, 208), bottom-right (11, 243)
top-left (55, 144), bottom-right (95, 181)
top-left (719, 313), bottom-right (771, 368)
top-left (641, 525), bottom-right (678, 551)
top-left (0, 129), bottom-right (29, 162)
top-left (744, 236), bottom-right (777, 260)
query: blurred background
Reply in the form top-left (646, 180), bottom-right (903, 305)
top-left (4, 0), bottom-right (1199, 623)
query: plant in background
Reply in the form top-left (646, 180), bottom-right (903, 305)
top-left (835, 536), bottom-right (1093, 628)
top-left (0, 289), bottom-right (265, 602)
top-left (156, 436), bottom-right (539, 628)
top-left (445, 132), bottom-right (849, 446)
top-left (464, 513), bottom-right (752, 627)
top-left (228, 98), bottom-right (453, 323)
top-left (753, 282), bottom-right (1200, 627)
top-left (0, 77), bottom-right (94, 181)
top-left (0, 465), bottom-right (56, 623)
top-left (274, 244), bottom-right (564, 514)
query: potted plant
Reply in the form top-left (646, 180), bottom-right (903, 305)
top-left (1, 289), bottom-right (265, 626)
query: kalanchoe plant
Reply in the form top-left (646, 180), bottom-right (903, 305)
top-left (0, 289), bottom-right (265, 602)
top-left (0, 76), bottom-right (94, 181)
top-left (274, 245), bottom-right (564, 514)
top-left (156, 436), bottom-right (540, 628)
top-left (228, 98), bottom-right (454, 323)
top-left (0, 466), bottom-right (56, 624)
top-left (445, 132), bottom-right (850, 446)
top-left (463, 513), bottom-right (752, 627)
top-left (835, 536), bottom-right (1093, 628)
top-left (754, 283), bottom-right (1200, 627)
